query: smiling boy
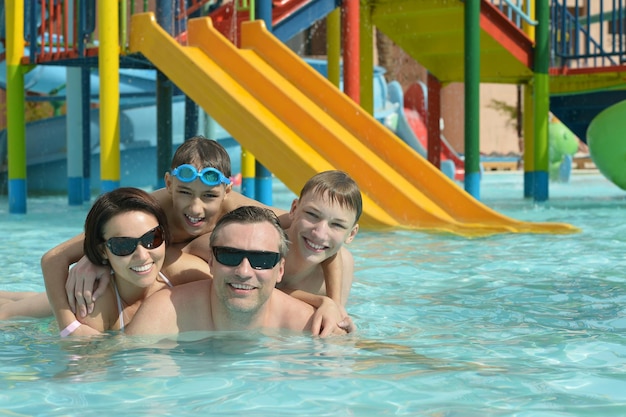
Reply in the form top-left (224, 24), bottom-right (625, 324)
top-left (278, 170), bottom-right (361, 308)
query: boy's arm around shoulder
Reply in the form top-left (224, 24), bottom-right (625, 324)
top-left (338, 247), bottom-right (355, 307)
top-left (321, 251), bottom-right (343, 305)
top-left (162, 248), bottom-right (212, 285)
top-left (320, 247), bottom-right (355, 307)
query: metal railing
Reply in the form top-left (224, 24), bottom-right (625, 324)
top-left (21, 0), bottom-right (220, 64)
top-left (550, 0), bottom-right (626, 69)
top-left (16, 0), bottom-right (626, 71)
top-left (489, 0), bottom-right (537, 29)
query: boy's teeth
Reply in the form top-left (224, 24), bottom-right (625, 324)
top-left (306, 239), bottom-right (324, 250)
top-left (187, 215), bottom-right (203, 223)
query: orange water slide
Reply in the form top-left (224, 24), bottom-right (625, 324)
top-left (129, 13), bottom-right (577, 236)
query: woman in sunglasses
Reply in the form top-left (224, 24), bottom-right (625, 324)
top-left (41, 187), bottom-right (211, 336)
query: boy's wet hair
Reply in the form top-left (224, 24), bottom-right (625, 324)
top-left (84, 187), bottom-right (171, 265)
top-left (211, 206), bottom-right (289, 258)
top-left (299, 170), bottom-right (362, 224)
top-left (170, 136), bottom-right (231, 178)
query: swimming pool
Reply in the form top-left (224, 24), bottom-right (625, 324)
top-left (2, 172), bottom-right (625, 416)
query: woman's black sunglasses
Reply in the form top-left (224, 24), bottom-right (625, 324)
top-left (105, 226), bottom-right (165, 256)
top-left (212, 246), bottom-right (281, 270)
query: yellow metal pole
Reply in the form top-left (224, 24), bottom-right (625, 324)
top-left (99, 0), bottom-right (121, 192)
top-left (523, 0), bottom-right (536, 41)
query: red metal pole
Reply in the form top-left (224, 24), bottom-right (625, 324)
top-left (427, 72), bottom-right (442, 169)
top-left (341, 0), bottom-right (359, 103)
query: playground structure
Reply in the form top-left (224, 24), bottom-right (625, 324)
top-left (2, 0), bottom-right (625, 233)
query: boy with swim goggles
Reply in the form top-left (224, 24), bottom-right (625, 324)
top-left (170, 164), bottom-right (231, 187)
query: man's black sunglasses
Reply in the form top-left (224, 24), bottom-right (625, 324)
top-left (105, 226), bottom-right (165, 256)
top-left (212, 246), bottom-right (281, 270)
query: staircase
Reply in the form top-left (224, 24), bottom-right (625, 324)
top-left (367, 0), bottom-right (534, 84)
top-left (548, 1), bottom-right (626, 142)
top-left (367, 0), bottom-right (626, 143)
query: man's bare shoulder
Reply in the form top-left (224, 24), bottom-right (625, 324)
top-left (272, 290), bottom-right (315, 331)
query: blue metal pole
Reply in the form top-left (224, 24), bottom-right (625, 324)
top-left (156, 0), bottom-right (174, 189)
top-left (254, 0), bottom-right (273, 205)
top-left (82, 66), bottom-right (92, 201)
top-left (67, 67), bottom-right (84, 205)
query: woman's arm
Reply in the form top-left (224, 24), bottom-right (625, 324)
top-left (41, 234), bottom-right (91, 333)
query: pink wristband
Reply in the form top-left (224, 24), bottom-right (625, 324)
top-left (60, 320), bottom-right (81, 337)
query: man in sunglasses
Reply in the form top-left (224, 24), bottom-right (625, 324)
top-left (125, 206), bottom-right (347, 336)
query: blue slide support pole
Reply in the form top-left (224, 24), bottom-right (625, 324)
top-left (82, 67), bottom-right (92, 201)
top-left (65, 0), bottom-right (82, 204)
top-left (67, 66), bottom-right (84, 205)
top-left (156, 1), bottom-right (174, 189)
top-left (254, 0), bottom-right (273, 205)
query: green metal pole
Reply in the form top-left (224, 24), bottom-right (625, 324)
top-left (523, 83), bottom-right (535, 197)
top-left (533, 0), bottom-right (550, 201)
top-left (464, 0), bottom-right (481, 199)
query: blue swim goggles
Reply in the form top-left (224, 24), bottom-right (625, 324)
top-left (171, 164), bottom-right (231, 186)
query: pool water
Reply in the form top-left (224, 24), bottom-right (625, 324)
top-left (1, 171), bottom-right (626, 416)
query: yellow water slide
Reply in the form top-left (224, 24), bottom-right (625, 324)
top-left (129, 13), bottom-right (577, 236)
